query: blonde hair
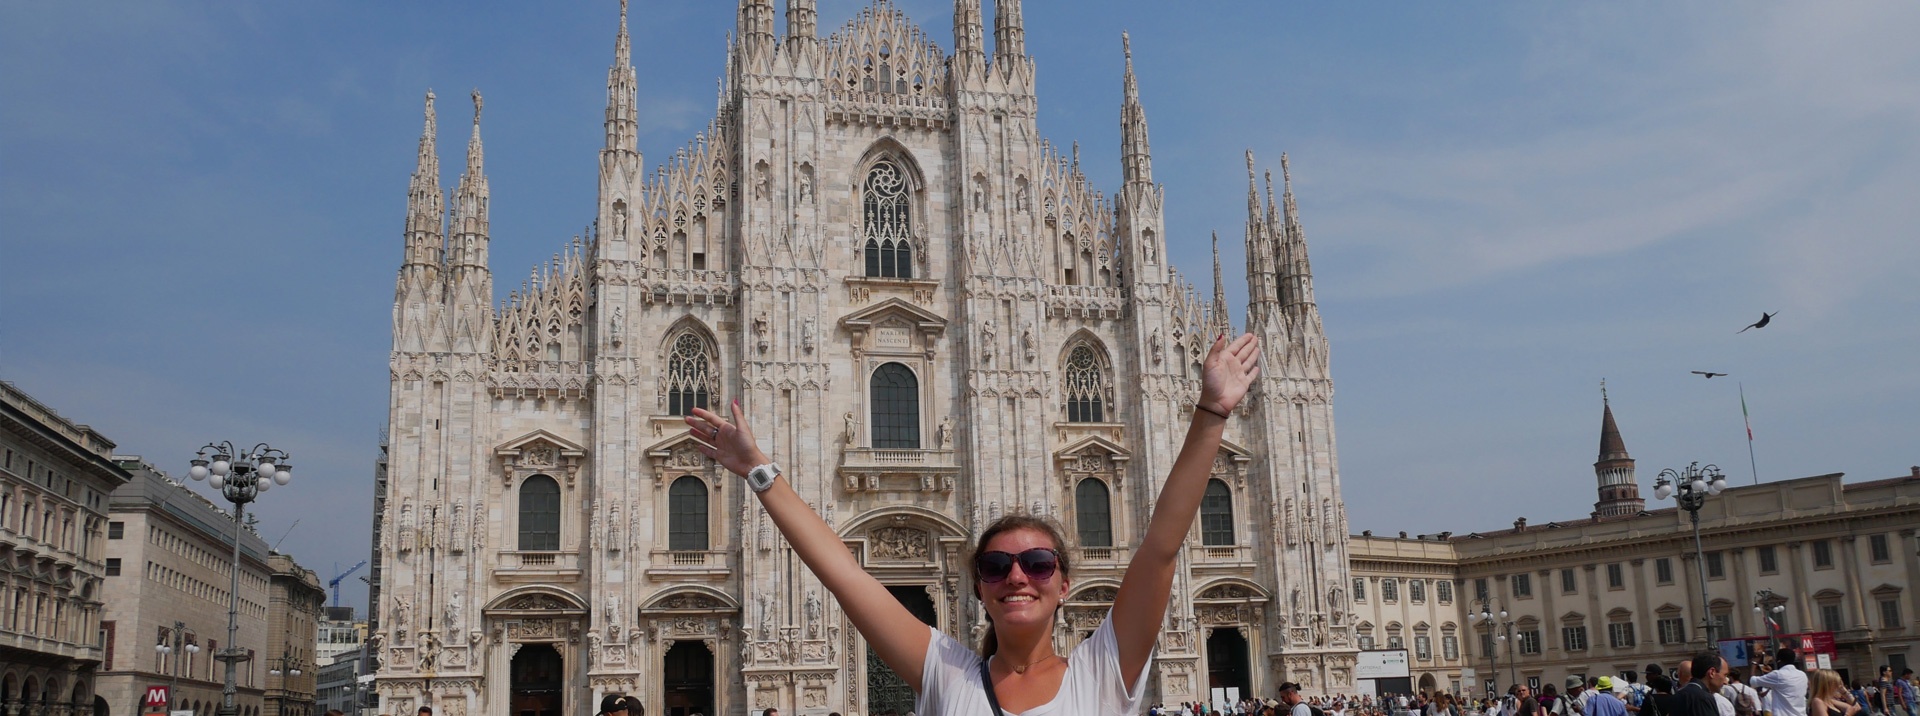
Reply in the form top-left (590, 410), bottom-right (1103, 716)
top-left (1809, 669), bottom-right (1844, 701)
top-left (967, 514), bottom-right (1074, 656)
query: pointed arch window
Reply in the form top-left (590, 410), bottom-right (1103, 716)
top-left (1200, 478), bottom-right (1235, 546)
top-left (870, 362), bottom-right (920, 449)
top-left (1075, 478), bottom-right (1113, 548)
top-left (1064, 345), bottom-right (1108, 423)
top-left (667, 477), bottom-right (708, 551)
top-left (517, 475), bottom-right (561, 551)
top-left (862, 160), bottom-right (914, 279)
top-left (666, 332), bottom-right (716, 416)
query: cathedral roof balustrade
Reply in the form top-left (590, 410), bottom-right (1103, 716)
top-left (1073, 546), bottom-right (1132, 568)
top-left (1044, 283), bottom-right (1127, 320)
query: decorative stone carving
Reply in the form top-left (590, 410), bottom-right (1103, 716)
top-left (870, 527), bottom-right (930, 561)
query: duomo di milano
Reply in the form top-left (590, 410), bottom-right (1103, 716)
top-left (374, 1), bottom-right (1356, 714)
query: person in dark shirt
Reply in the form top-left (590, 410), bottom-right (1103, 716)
top-left (1676, 653), bottom-right (1729, 716)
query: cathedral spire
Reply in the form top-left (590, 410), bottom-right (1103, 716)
top-left (449, 90), bottom-right (490, 274)
top-left (404, 90), bottom-right (445, 273)
top-left (1211, 231), bottom-right (1231, 332)
top-left (738, 0), bottom-right (776, 58)
top-left (1593, 381), bottom-right (1644, 518)
top-left (954, 0), bottom-right (986, 72)
top-left (1279, 153), bottom-right (1317, 310)
top-left (994, 0), bottom-right (1026, 63)
top-left (1243, 150), bottom-right (1279, 316)
top-left (604, 0), bottom-right (639, 156)
top-left (786, 0), bottom-right (817, 43)
top-left (1120, 32), bottom-right (1153, 187)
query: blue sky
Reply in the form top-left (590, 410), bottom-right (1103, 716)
top-left (4, 1), bottom-right (1916, 614)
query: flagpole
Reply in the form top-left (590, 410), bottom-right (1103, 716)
top-left (1741, 382), bottom-right (1760, 485)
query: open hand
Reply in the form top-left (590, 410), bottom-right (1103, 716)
top-left (687, 400), bottom-right (769, 478)
top-left (1199, 333), bottom-right (1261, 416)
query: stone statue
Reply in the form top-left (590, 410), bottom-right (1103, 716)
top-left (606, 595), bottom-right (622, 635)
top-left (445, 592), bottom-right (462, 632)
top-left (392, 596), bottom-right (413, 633)
top-left (981, 320), bottom-right (997, 361)
top-left (802, 317), bottom-right (817, 353)
top-left (1021, 322), bottom-right (1036, 362)
top-left (609, 305), bottom-right (625, 346)
top-left (843, 412), bottom-right (858, 447)
top-left (1016, 181), bottom-right (1031, 213)
top-left (797, 166), bottom-right (814, 203)
top-left (936, 415), bottom-right (953, 448)
top-left (805, 590), bottom-right (823, 639)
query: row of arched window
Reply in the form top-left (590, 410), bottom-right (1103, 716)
top-left (515, 474), bottom-right (709, 552)
top-left (660, 340), bottom-right (1113, 437)
top-left (516, 474), bottom-right (1240, 553)
top-left (1072, 477), bottom-right (1235, 549)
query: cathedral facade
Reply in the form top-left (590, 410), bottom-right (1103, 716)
top-left (373, 2), bottom-right (1355, 714)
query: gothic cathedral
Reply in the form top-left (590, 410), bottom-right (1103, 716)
top-left (374, 2), bottom-right (1355, 714)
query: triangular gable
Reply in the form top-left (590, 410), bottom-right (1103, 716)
top-left (840, 297), bottom-right (948, 333)
top-left (494, 429), bottom-right (588, 457)
top-left (1217, 437), bottom-right (1254, 464)
top-left (644, 430), bottom-right (715, 486)
top-left (1053, 434), bottom-right (1132, 463)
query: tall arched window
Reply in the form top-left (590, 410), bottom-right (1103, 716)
top-left (862, 160), bottom-right (914, 279)
top-left (517, 475), bottom-right (561, 551)
top-left (668, 477), bottom-right (708, 551)
top-left (1200, 478), bottom-right (1234, 546)
top-left (870, 362), bottom-right (920, 448)
top-left (666, 332), bottom-right (716, 416)
top-left (1075, 478), bottom-right (1113, 547)
top-left (1064, 345), bottom-right (1108, 423)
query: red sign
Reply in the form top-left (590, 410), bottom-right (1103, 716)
top-left (144, 686), bottom-right (170, 708)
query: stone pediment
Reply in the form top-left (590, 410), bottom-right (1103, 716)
top-left (840, 297), bottom-right (947, 360)
top-left (494, 429), bottom-right (588, 461)
top-left (641, 587), bottom-right (738, 615)
top-left (644, 430), bottom-right (718, 486)
top-left (1196, 580), bottom-right (1269, 603)
top-left (495, 430), bottom-right (588, 488)
top-left (485, 587), bottom-right (588, 614)
top-left (1054, 434), bottom-right (1131, 463)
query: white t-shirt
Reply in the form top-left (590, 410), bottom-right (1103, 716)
top-left (918, 613), bottom-right (1152, 715)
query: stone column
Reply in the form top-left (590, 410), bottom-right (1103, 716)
top-left (1539, 569), bottom-right (1557, 658)
top-left (1785, 542), bottom-right (1812, 631)
top-left (1729, 547), bottom-right (1753, 637)
top-left (1903, 529), bottom-right (1920, 628)
top-left (1838, 537), bottom-right (1870, 629)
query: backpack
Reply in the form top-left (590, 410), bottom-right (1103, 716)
top-left (1310, 706), bottom-right (1327, 716)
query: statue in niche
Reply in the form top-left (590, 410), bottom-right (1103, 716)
top-left (612, 202), bottom-right (628, 241)
top-left (980, 320), bottom-right (997, 362)
top-left (753, 311), bottom-right (770, 354)
top-left (445, 592), bottom-right (462, 632)
top-left (1151, 329), bottom-right (1165, 364)
top-left (607, 504), bottom-right (623, 553)
top-left (391, 596), bottom-right (413, 635)
top-left (606, 596), bottom-right (622, 636)
top-left (1022, 322), bottom-right (1036, 362)
top-left (802, 317), bottom-right (816, 354)
top-left (936, 415), bottom-right (953, 448)
top-left (805, 590), bottom-right (822, 639)
top-left (609, 305), bottom-right (625, 346)
top-left (797, 165), bottom-right (815, 203)
top-left (844, 412), bottom-right (859, 447)
top-left (1016, 181), bottom-right (1031, 213)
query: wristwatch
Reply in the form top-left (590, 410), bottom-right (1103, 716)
top-left (746, 462), bottom-right (782, 493)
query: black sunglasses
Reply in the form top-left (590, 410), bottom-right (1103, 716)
top-left (974, 548), bottom-right (1060, 584)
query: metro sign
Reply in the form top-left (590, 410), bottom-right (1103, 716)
top-left (144, 685), bottom-right (170, 708)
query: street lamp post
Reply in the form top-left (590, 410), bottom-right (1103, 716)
top-left (1753, 589), bottom-right (1788, 659)
top-left (155, 621), bottom-right (201, 713)
top-left (1655, 462), bottom-right (1728, 646)
top-left (1469, 598), bottom-right (1516, 697)
top-left (188, 441), bottom-right (294, 716)
top-left (269, 645), bottom-right (306, 713)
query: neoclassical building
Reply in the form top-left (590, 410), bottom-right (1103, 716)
top-left (373, 1), bottom-right (1357, 714)
top-left (1351, 398), bottom-right (1920, 695)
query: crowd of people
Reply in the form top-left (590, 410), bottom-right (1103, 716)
top-left (1147, 650), bottom-right (1919, 716)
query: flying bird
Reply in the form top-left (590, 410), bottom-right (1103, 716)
top-left (1692, 371), bottom-right (1728, 379)
top-left (1737, 312), bottom-right (1778, 333)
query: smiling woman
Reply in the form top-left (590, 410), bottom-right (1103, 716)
top-left (686, 333), bottom-right (1261, 715)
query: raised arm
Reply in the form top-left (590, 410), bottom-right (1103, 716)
top-left (687, 401), bottom-right (933, 690)
top-left (1110, 333), bottom-right (1261, 683)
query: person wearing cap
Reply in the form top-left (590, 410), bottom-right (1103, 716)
top-left (597, 693), bottom-right (633, 716)
top-left (1589, 678), bottom-right (1629, 716)
top-left (1555, 676), bottom-right (1589, 716)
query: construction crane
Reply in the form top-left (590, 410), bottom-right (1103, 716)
top-left (329, 561), bottom-right (368, 608)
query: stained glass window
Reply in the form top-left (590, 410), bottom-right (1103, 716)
top-left (1065, 346), bottom-right (1107, 423)
top-left (667, 333), bottom-right (714, 416)
top-left (862, 160), bottom-right (914, 278)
